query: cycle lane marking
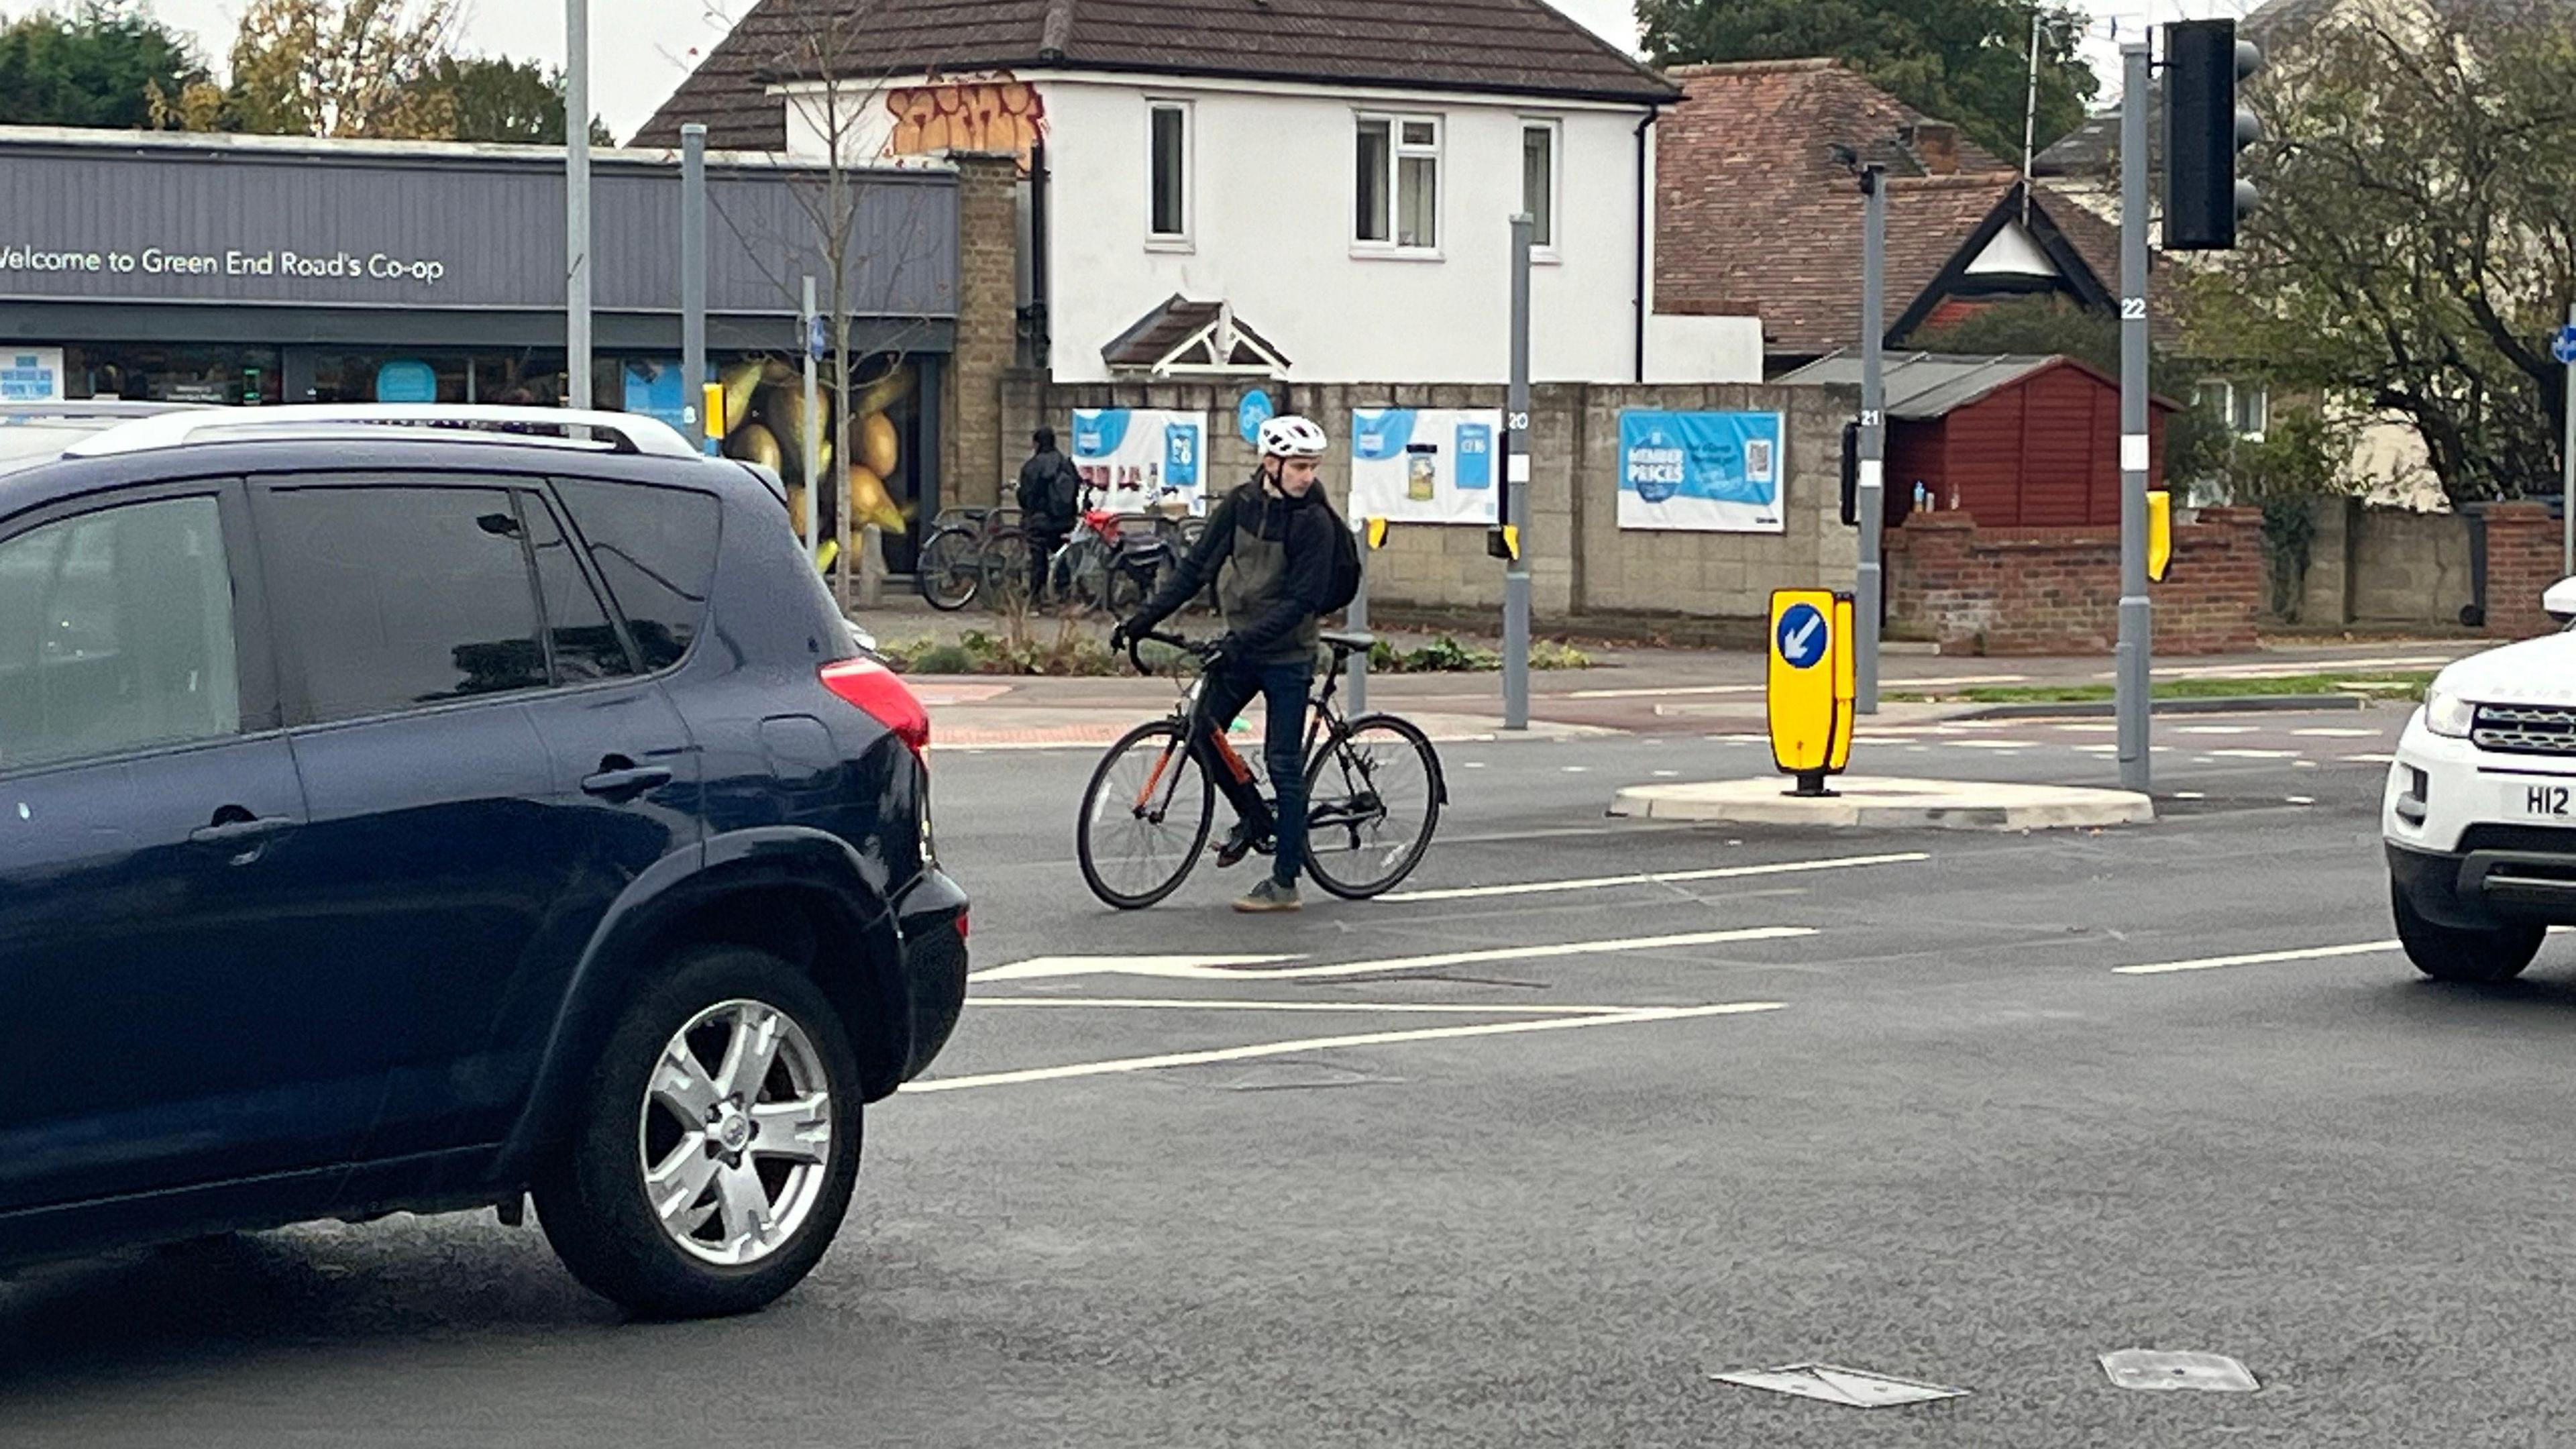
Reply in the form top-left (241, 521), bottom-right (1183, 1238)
top-left (909, 1003), bottom-right (1787, 1093)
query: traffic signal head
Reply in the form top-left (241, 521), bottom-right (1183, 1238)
top-left (2164, 19), bottom-right (2263, 250)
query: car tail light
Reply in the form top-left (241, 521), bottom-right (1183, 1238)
top-left (820, 657), bottom-right (930, 758)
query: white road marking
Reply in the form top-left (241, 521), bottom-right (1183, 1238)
top-left (1949, 739), bottom-right (2035, 749)
top-left (2180, 726), bottom-right (2260, 735)
top-left (2294, 728), bottom-right (2380, 739)
top-left (969, 996), bottom-right (1654, 1015)
top-left (2208, 749), bottom-right (2300, 759)
top-left (2346, 753), bottom-right (2397, 764)
top-left (908, 1002), bottom-right (1789, 1092)
top-left (973, 928), bottom-right (1817, 983)
top-left (2056, 723), bottom-right (2122, 733)
top-left (1383, 851), bottom-right (1931, 903)
top-left (971, 953), bottom-right (1298, 982)
top-left (2114, 940), bottom-right (2400, 975)
top-left (1562, 765), bottom-right (1591, 773)
top-left (1570, 674), bottom-right (2028, 700)
top-left (2173, 791), bottom-right (2206, 800)
top-left (2287, 796), bottom-right (2316, 805)
top-left (1652, 769), bottom-right (1680, 777)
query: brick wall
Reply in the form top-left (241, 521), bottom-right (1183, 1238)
top-left (941, 150), bottom-right (1020, 509)
top-left (2482, 501), bottom-right (2560, 639)
top-left (1885, 506), bottom-right (2265, 655)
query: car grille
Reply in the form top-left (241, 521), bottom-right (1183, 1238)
top-left (2473, 704), bottom-right (2576, 756)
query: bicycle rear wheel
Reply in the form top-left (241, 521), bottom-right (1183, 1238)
top-left (983, 529), bottom-right (1034, 612)
top-left (1301, 713), bottom-right (1444, 900)
top-left (916, 526), bottom-right (982, 611)
top-left (1079, 720), bottom-right (1216, 909)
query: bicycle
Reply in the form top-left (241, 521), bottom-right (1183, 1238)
top-left (1077, 629), bottom-right (1447, 910)
top-left (915, 504), bottom-right (1023, 612)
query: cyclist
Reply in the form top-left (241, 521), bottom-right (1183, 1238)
top-left (1016, 427), bottom-right (1083, 600)
top-left (1115, 415), bottom-right (1336, 914)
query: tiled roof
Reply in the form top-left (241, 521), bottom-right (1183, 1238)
top-left (635, 0), bottom-right (1676, 151)
top-left (1656, 61), bottom-right (2112, 358)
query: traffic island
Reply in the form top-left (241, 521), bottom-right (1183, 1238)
top-left (1609, 775), bottom-right (2155, 830)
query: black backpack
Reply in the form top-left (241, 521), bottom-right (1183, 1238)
top-left (1313, 494), bottom-right (1363, 616)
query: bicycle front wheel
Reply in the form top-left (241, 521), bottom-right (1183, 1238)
top-left (1078, 720), bottom-right (1216, 910)
top-left (916, 526), bottom-right (982, 611)
top-left (1302, 713), bottom-right (1444, 900)
top-left (982, 529), bottom-right (1034, 612)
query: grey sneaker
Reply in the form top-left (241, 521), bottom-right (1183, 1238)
top-left (1233, 878), bottom-right (1302, 913)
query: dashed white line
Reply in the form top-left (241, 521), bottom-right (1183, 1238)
top-left (2180, 726), bottom-right (2261, 736)
top-left (2346, 753), bottom-right (2397, 765)
top-left (2294, 728), bottom-right (2381, 739)
top-left (967, 996), bottom-right (1655, 1015)
top-left (2115, 940), bottom-right (2399, 976)
top-left (2208, 749), bottom-right (2302, 759)
top-left (910, 1002), bottom-right (1790, 1091)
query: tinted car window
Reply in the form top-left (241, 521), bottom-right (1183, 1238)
top-left (264, 486), bottom-right (546, 723)
top-left (0, 494), bottom-right (240, 771)
top-left (522, 493), bottom-right (635, 684)
top-left (555, 479), bottom-right (719, 672)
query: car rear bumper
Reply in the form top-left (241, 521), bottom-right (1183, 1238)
top-left (893, 867), bottom-right (969, 1083)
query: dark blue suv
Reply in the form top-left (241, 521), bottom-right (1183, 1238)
top-left (0, 405), bottom-right (966, 1318)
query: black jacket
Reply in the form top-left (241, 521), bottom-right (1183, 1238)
top-left (1016, 449), bottom-right (1082, 531)
top-left (1136, 476), bottom-right (1334, 663)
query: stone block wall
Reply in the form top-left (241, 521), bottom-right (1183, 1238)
top-left (998, 372), bottom-right (1851, 626)
top-left (1885, 506), bottom-right (2266, 655)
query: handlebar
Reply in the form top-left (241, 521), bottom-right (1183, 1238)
top-left (1126, 628), bottom-right (1220, 674)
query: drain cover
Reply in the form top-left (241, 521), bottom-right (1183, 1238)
top-left (1713, 1363), bottom-right (1969, 1407)
top-left (2098, 1350), bottom-right (2259, 1393)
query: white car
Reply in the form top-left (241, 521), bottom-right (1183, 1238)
top-left (2385, 578), bottom-right (2576, 980)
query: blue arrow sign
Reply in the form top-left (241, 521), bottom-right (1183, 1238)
top-left (2554, 325), bottom-right (2576, 366)
top-left (1775, 601), bottom-right (1829, 669)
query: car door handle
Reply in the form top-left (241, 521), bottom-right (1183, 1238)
top-left (582, 765), bottom-right (675, 800)
top-left (189, 815), bottom-right (294, 847)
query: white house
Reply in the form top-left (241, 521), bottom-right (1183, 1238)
top-left (637, 0), bottom-right (1762, 386)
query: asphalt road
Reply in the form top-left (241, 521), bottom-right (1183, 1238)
top-left (11, 702), bottom-right (2576, 1447)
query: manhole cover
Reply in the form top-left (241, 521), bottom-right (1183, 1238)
top-left (1713, 1363), bottom-right (1969, 1407)
top-left (2098, 1349), bottom-right (2259, 1393)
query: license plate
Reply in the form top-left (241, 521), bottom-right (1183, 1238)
top-left (2514, 780), bottom-right (2576, 819)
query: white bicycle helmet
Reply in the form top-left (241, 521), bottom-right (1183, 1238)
top-left (1258, 415), bottom-right (1329, 460)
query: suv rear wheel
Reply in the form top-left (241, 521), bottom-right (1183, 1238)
top-left (2391, 882), bottom-right (2546, 983)
top-left (533, 945), bottom-right (863, 1318)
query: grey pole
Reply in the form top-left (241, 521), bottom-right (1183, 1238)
top-left (1856, 164), bottom-right (1887, 714)
top-left (1346, 519), bottom-right (1369, 714)
top-left (2116, 41), bottom-right (2153, 793)
top-left (2562, 300), bottom-right (2575, 578)
top-left (681, 123), bottom-right (709, 453)
top-left (801, 276), bottom-right (822, 557)
top-left (564, 0), bottom-right (592, 410)
top-left (1503, 213), bottom-right (1534, 733)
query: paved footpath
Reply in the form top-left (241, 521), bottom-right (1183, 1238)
top-left (906, 629), bottom-right (2480, 750)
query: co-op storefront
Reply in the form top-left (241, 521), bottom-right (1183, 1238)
top-left (0, 127), bottom-right (962, 565)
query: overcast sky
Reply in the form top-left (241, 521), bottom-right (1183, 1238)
top-left (54, 0), bottom-right (2271, 142)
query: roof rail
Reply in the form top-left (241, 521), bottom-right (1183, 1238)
top-left (1, 400), bottom-right (199, 421)
top-left (63, 405), bottom-right (700, 460)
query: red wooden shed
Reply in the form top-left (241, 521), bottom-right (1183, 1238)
top-left (1782, 352), bottom-right (2178, 528)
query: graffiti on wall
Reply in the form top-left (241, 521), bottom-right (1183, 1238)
top-left (883, 78), bottom-right (1046, 173)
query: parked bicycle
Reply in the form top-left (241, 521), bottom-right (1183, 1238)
top-left (915, 504), bottom-right (1024, 611)
top-left (1077, 629), bottom-right (1446, 910)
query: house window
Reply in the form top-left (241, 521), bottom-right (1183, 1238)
top-left (2196, 380), bottom-right (2269, 439)
top-left (1148, 101), bottom-right (1190, 245)
top-left (1357, 113), bottom-right (1440, 252)
top-left (1521, 119), bottom-right (1558, 252)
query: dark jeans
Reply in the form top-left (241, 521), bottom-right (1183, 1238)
top-left (1026, 527), bottom-right (1069, 600)
top-left (1191, 657), bottom-right (1313, 887)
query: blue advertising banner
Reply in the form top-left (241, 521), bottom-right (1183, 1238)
top-left (1348, 407), bottom-right (1505, 525)
top-left (1617, 409), bottom-right (1786, 533)
top-left (1071, 408), bottom-right (1208, 515)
